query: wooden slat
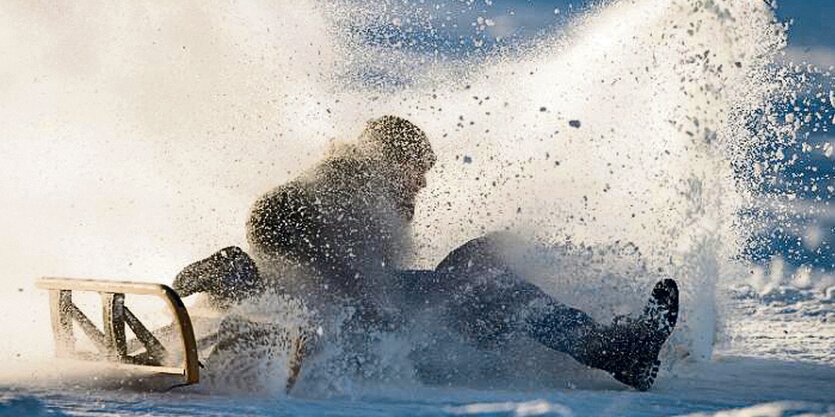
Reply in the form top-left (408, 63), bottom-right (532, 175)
top-left (123, 306), bottom-right (167, 365)
top-left (286, 328), bottom-right (307, 392)
top-left (70, 352), bottom-right (185, 376)
top-left (48, 290), bottom-right (74, 357)
top-left (102, 293), bottom-right (127, 359)
top-left (38, 278), bottom-right (176, 296)
top-left (65, 303), bottom-right (109, 355)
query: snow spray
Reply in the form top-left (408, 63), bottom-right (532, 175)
top-left (1, 0), bottom-right (824, 392)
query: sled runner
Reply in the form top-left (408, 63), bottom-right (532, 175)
top-left (36, 277), bottom-right (309, 391)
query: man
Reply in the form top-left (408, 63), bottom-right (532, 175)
top-left (246, 115), bottom-right (434, 324)
top-left (173, 115), bottom-right (679, 391)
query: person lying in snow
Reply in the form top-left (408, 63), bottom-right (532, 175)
top-left (172, 115), bottom-right (679, 391)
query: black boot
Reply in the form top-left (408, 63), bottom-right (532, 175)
top-left (581, 279), bottom-right (679, 391)
top-left (172, 246), bottom-right (263, 307)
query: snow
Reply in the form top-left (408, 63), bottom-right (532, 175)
top-left (0, 0), bottom-right (833, 415)
top-left (681, 402), bottom-right (835, 417)
top-left (1, 358), bottom-right (833, 416)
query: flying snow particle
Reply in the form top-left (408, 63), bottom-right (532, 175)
top-left (825, 287), bottom-right (835, 302)
top-left (829, 90), bottom-right (835, 107)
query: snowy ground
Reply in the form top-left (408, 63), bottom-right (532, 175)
top-left (720, 285), bottom-right (834, 366)
top-left (2, 358), bottom-right (833, 417)
top-left (2, 287), bottom-right (832, 417)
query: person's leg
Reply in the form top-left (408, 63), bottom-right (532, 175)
top-left (434, 234), bottom-right (600, 351)
top-left (520, 279), bottom-right (679, 390)
top-left (435, 235), bottom-right (679, 391)
top-left (521, 294), bottom-right (600, 358)
top-left (172, 246), bottom-right (264, 307)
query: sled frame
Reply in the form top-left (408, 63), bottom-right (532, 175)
top-left (36, 277), bottom-right (199, 385)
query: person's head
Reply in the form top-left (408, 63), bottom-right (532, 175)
top-left (358, 115), bottom-right (436, 219)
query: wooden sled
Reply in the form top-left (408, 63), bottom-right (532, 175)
top-left (36, 277), bottom-right (311, 391)
top-left (36, 277), bottom-right (200, 385)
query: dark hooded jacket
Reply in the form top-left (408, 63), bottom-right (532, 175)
top-left (246, 116), bottom-right (435, 314)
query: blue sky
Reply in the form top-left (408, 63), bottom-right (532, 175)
top-left (498, 0), bottom-right (835, 48)
top-left (776, 0), bottom-right (835, 49)
top-left (352, 1), bottom-right (834, 69)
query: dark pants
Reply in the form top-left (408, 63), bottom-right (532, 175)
top-left (395, 236), bottom-right (599, 359)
